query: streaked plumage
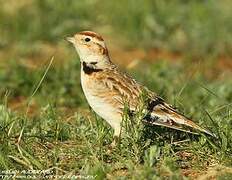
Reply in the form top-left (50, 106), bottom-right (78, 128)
top-left (67, 31), bottom-right (214, 137)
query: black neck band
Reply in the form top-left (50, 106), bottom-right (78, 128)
top-left (82, 62), bottom-right (103, 75)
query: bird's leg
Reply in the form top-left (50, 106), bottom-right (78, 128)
top-left (110, 128), bottom-right (121, 148)
top-left (111, 135), bottom-right (120, 148)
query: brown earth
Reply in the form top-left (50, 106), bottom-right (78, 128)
top-left (1, 42), bottom-right (231, 72)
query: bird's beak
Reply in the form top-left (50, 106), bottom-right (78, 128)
top-left (66, 36), bottom-right (75, 44)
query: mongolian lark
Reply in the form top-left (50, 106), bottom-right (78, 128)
top-left (67, 31), bottom-right (214, 138)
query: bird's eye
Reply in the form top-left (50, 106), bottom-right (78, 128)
top-left (84, 37), bottom-right (91, 42)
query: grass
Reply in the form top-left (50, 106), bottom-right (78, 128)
top-left (0, 0), bottom-right (232, 179)
top-left (0, 59), bottom-right (231, 179)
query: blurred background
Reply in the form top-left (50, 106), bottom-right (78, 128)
top-left (0, 0), bottom-right (232, 177)
top-left (0, 0), bottom-right (231, 111)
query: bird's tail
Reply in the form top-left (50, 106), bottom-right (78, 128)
top-left (144, 110), bottom-right (216, 137)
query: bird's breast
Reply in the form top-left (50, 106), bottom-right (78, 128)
top-left (80, 72), bottom-right (122, 124)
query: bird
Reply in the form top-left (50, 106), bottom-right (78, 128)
top-left (66, 31), bottom-right (214, 138)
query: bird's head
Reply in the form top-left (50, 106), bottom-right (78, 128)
top-left (67, 31), bottom-right (110, 66)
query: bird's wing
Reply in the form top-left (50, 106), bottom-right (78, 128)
top-left (98, 67), bottom-right (144, 108)
top-left (143, 96), bottom-right (215, 136)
